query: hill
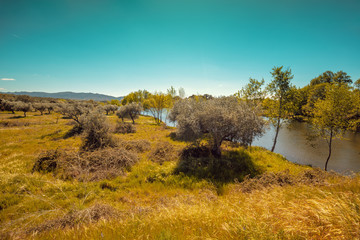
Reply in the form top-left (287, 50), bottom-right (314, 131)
top-left (5, 91), bottom-right (123, 101)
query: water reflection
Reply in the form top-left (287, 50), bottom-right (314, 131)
top-left (253, 121), bottom-right (360, 173)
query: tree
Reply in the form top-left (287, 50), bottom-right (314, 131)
top-left (15, 102), bottom-right (33, 117)
top-left (265, 66), bottom-right (294, 152)
top-left (143, 92), bottom-right (172, 124)
top-left (178, 87), bottom-right (185, 99)
top-left (33, 103), bottom-right (47, 115)
top-left (236, 78), bottom-right (266, 105)
top-left (310, 70), bottom-right (352, 86)
top-left (103, 104), bottom-right (118, 115)
top-left (121, 90), bottom-right (150, 105)
top-left (169, 97), bottom-right (264, 158)
top-left (116, 103), bottom-right (142, 124)
top-left (354, 78), bottom-right (360, 90)
top-left (309, 84), bottom-right (359, 171)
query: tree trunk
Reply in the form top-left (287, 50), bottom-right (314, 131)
top-left (211, 141), bottom-right (222, 158)
top-left (324, 129), bottom-right (333, 171)
top-left (271, 117), bottom-right (281, 152)
top-left (271, 97), bottom-right (283, 152)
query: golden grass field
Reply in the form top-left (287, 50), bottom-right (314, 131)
top-left (0, 111), bottom-right (359, 240)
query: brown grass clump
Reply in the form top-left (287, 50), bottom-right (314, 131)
top-left (122, 139), bottom-right (151, 153)
top-left (148, 141), bottom-right (178, 164)
top-left (0, 120), bottom-right (30, 128)
top-left (114, 122), bottom-right (136, 134)
top-left (238, 168), bottom-right (336, 193)
top-left (33, 148), bottom-right (138, 181)
top-left (28, 204), bottom-right (120, 234)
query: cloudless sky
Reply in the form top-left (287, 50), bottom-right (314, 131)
top-left (1, 0), bottom-right (360, 97)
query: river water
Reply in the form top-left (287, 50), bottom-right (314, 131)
top-left (253, 121), bottom-right (360, 174)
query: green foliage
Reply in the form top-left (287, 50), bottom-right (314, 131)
top-left (264, 66), bottom-right (294, 152)
top-left (143, 92), bottom-right (172, 124)
top-left (309, 84), bottom-right (359, 170)
top-left (236, 77), bottom-right (266, 103)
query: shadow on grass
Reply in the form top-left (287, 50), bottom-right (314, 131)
top-left (174, 145), bottom-right (263, 193)
top-left (63, 125), bottom-right (83, 139)
top-left (9, 115), bottom-right (25, 119)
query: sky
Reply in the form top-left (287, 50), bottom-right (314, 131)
top-left (1, 0), bottom-right (360, 97)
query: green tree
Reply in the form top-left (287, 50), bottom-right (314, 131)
top-left (265, 66), bottom-right (294, 152)
top-left (143, 92), bottom-right (172, 124)
top-left (310, 84), bottom-right (358, 171)
top-left (237, 78), bottom-right (266, 103)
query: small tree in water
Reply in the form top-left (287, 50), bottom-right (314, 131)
top-left (169, 97), bottom-right (265, 158)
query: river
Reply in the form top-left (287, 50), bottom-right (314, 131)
top-left (253, 121), bottom-right (360, 174)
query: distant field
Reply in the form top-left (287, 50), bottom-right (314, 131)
top-left (0, 111), bottom-right (359, 239)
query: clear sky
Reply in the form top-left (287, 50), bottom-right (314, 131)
top-left (1, 0), bottom-right (360, 97)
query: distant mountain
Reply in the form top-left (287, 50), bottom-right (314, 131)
top-left (5, 91), bottom-right (123, 101)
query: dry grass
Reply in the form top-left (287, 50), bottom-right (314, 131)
top-left (1, 112), bottom-right (359, 240)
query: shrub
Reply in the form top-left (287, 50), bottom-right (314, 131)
top-left (122, 139), bottom-right (151, 153)
top-left (81, 109), bottom-right (115, 150)
top-left (114, 122), bottom-right (136, 134)
top-left (148, 141), bottom-right (178, 164)
top-left (33, 148), bottom-right (138, 181)
top-left (28, 204), bottom-right (120, 233)
top-left (32, 149), bottom-right (60, 173)
top-left (237, 168), bottom-right (335, 193)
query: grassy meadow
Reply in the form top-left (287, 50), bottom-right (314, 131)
top-left (0, 111), bottom-right (359, 239)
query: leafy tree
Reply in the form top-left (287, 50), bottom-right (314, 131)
top-left (33, 103), bottom-right (47, 115)
top-left (0, 99), bottom-right (16, 113)
top-left (167, 86), bottom-right (177, 98)
top-left (178, 87), bottom-right (186, 99)
top-left (265, 66), bottom-right (294, 152)
top-left (58, 101), bottom-right (95, 125)
top-left (309, 84), bottom-right (359, 171)
top-left (169, 97), bottom-right (264, 158)
top-left (121, 90), bottom-right (150, 105)
top-left (116, 103), bottom-right (142, 124)
top-left (143, 92), bottom-right (172, 124)
top-left (236, 78), bottom-right (266, 106)
top-left (310, 70), bottom-right (352, 86)
top-left (354, 78), bottom-right (360, 90)
top-left (103, 104), bottom-right (118, 115)
top-left (15, 102), bottom-right (33, 117)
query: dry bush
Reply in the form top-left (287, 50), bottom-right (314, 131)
top-left (238, 168), bottom-right (336, 193)
top-left (0, 120), bottom-right (30, 128)
top-left (28, 204), bottom-right (121, 234)
top-left (32, 149), bottom-right (60, 173)
top-left (114, 122), bottom-right (136, 134)
top-left (148, 141), bottom-right (178, 164)
top-left (121, 139), bottom-right (151, 153)
top-left (33, 148), bottom-right (138, 181)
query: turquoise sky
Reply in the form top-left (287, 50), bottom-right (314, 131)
top-left (1, 0), bottom-right (359, 97)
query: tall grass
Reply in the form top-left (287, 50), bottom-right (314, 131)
top-left (0, 111), bottom-right (359, 239)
